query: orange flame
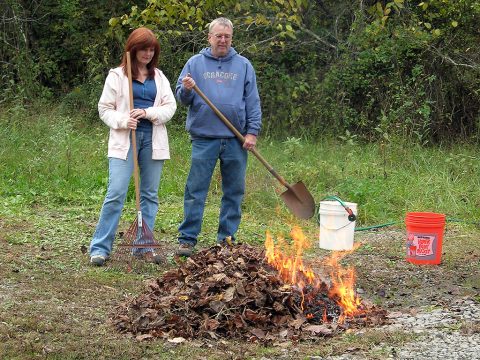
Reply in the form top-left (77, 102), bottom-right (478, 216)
top-left (265, 226), bottom-right (361, 323)
top-left (325, 249), bottom-right (362, 323)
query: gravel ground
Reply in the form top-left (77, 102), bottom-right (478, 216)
top-left (321, 297), bottom-right (480, 360)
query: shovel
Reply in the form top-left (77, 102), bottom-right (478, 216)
top-left (192, 84), bottom-right (316, 219)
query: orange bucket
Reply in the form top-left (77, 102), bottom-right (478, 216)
top-left (405, 212), bottom-right (446, 265)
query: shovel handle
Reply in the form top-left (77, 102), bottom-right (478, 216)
top-left (127, 52), bottom-right (141, 212)
top-left (192, 84), bottom-right (292, 190)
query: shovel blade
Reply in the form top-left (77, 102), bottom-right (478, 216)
top-left (280, 181), bottom-right (316, 219)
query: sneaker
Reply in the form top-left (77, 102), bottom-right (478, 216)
top-left (176, 243), bottom-right (194, 257)
top-left (144, 251), bottom-right (164, 264)
top-left (90, 255), bottom-right (106, 266)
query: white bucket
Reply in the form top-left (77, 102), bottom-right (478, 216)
top-left (319, 200), bottom-right (357, 250)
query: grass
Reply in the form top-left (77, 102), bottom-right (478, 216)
top-left (0, 103), bottom-right (479, 359)
top-left (2, 104), bottom-right (479, 234)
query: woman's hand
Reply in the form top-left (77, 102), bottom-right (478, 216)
top-left (127, 116), bottom-right (139, 129)
top-left (130, 108), bottom-right (146, 119)
top-left (127, 108), bottom-right (146, 129)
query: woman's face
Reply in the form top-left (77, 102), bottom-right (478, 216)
top-left (136, 47), bottom-right (155, 67)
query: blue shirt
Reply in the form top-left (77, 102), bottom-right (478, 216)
top-left (133, 78), bottom-right (156, 133)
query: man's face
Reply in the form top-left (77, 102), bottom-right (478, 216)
top-left (208, 24), bottom-right (233, 58)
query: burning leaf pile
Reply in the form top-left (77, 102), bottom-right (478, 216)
top-left (112, 232), bottom-right (388, 342)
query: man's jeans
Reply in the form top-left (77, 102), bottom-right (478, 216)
top-left (90, 131), bottom-right (164, 257)
top-left (178, 138), bottom-right (247, 246)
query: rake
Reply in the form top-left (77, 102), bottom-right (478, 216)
top-left (113, 51), bottom-right (163, 269)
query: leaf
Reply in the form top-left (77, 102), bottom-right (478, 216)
top-left (244, 309), bottom-right (263, 322)
top-left (108, 18), bottom-right (119, 27)
top-left (136, 334), bottom-right (154, 341)
top-left (451, 21), bottom-right (458, 28)
top-left (290, 315), bottom-right (306, 329)
top-left (250, 328), bottom-right (265, 339)
top-left (235, 280), bottom-right (246, 296)
top-left (224, 286), bottom-right (236, 302)
top-left (203, 318), bottom-right (220, 331)
top-left (387, 311), bottom-right (404, 318)
top-left (167, 337), bottom-right (186, 343)
top-left (209, 300), bottom-right (225, 313)
top-left (213, 273), bottom-right (226, 282)
top-left (273, 301), bottom-right (285, 312)
top-left (304, 324), bottom-right (333, 335)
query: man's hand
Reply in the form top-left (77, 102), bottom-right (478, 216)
top-left (243, 134), bottom-right (257, 151)
top-left (182, 73), bottom-right (195, 91)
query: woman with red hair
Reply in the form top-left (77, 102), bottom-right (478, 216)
top-left (89, 27), bottom-right (177, 266)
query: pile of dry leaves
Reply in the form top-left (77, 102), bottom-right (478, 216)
top-left (111, 244), bottom-right (387, 342)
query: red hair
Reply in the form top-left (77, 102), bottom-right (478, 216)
top-left (120, 27), bottom-right (160, 79)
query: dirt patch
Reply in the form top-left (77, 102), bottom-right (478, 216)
top-left (319, 227), bottom-right (480, 311)
top-left (1, 217), bottom-right (479, 359)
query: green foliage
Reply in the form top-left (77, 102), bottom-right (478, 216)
top-left (0, 0), bottom-right (142, 105)
top-left (109, 0), bottom-right (307, 40)
top-left (311, 0), bottom-right (480, 143)
top-left (1, 0), bottom-right (479, 142)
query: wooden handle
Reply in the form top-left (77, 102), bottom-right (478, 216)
top-left (192, 84), bottom-right (291, 189)
top-left (126, 52), bottom-right (141, 212)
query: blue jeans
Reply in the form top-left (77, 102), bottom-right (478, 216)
top-left (178, 138), bottom-right (247, 246)
top-left (90, 131), bottom-right (164, 257)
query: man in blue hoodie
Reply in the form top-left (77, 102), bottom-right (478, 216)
top-left (175, 17), bottom-right (262, 257)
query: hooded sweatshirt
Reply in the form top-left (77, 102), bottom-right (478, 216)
top-left (176, 47), bottom-right (262, 139)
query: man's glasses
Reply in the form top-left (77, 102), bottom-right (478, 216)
top-left (212, 33), bottom-right (232, 40)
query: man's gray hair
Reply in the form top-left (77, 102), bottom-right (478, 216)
top-left (208, 17), bottom-right (233, 33)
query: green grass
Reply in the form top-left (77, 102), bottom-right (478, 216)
top-left (2, 104), bottom-right (478, 236)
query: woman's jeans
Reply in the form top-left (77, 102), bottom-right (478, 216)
top-left (178, 138), bottom-right (247, 247)
top-left (89, 131), bottom-right (164, 257)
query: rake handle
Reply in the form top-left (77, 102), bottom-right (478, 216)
top-left (126, 52), bottom-right (141, 213)
top-left (192, 84), bottom-right (292, 191)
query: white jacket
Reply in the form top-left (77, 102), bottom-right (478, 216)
top-left (98, 67), bottom-right (177, 160)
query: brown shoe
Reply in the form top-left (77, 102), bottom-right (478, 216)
top-left (176, 243), bottom-right (194, 257)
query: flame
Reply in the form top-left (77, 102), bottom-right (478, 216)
top-left (265, 227), bottom-right (317, 290)
top-left (265, 226), bottom-right (361, 323)
top-left (325, 249), bottom-right (362, 322)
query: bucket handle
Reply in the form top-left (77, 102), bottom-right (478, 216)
top-left (319, 220), bottom-right (355, 231)
top-left (321, 196), bottom-right (357, 221)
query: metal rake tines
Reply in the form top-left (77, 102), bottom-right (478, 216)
top-left (118, 217), bottom-right (160, 250)
top-left (112, 217), bottom-right (163, 271)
